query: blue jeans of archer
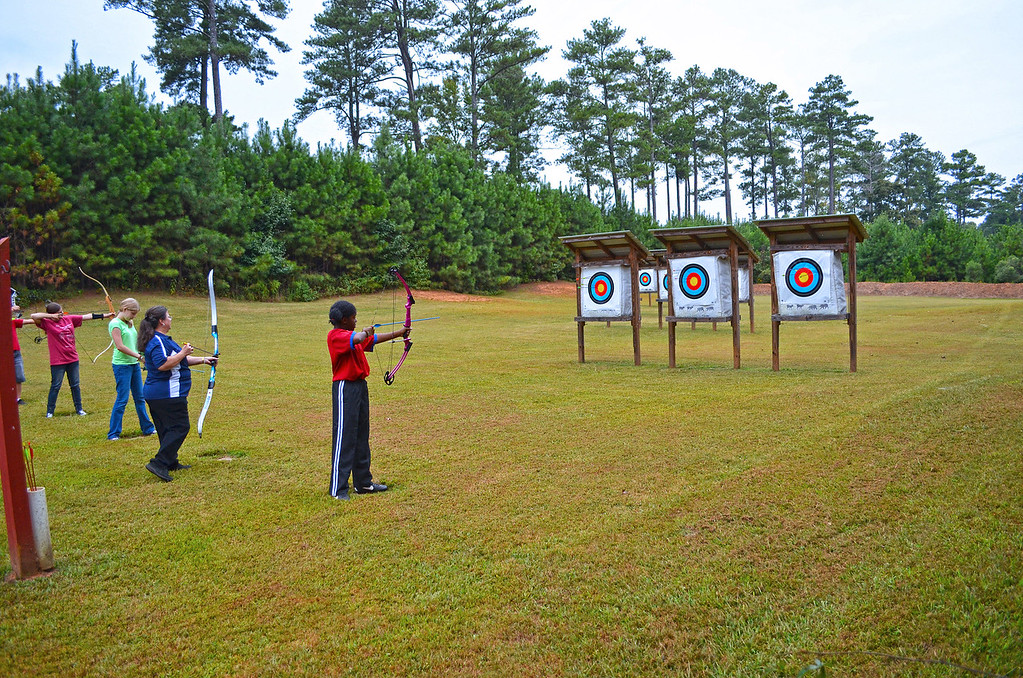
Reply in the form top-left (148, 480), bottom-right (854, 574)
top-left (47, 361), bottom-right (82, 415)
top-left (108, 363), bottom-right (156, 439)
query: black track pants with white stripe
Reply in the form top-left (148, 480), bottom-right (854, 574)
top-left (329, 379), bottom-right (372, 496)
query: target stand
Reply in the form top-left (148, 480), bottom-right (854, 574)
top-left (647, 249), bottom-right (668, 329)
top-left (651, 226), bottom-right (758, 370)
top-left (560, 231), bottom-right (650, 366)
top-left (756, 214), bottom-right (867, 372)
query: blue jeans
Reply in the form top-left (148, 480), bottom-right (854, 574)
top-left (47, 361), bottom-right (82, 415)
top-left (108, 363), bottom-right (156, 439)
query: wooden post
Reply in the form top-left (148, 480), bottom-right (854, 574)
top-left (668, 321), bottom-right (677, 368)
top-left (768, 233), bottom-right (780, 371)
top-left (848, 230), bottom-right (858, 373)
top-left (630, 249), bottom-right (641, 366)
top-left (747, 257), bottom-right (755, 333)
top-left (730, 241), bottom-right (740, 369)
top-left (575, 253), bottom-right (585, 364)
top-left (0, 237), bottom-right (42, 580)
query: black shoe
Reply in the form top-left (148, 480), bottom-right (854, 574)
top-left (353, 482), bottom-right (388, 494)
top-left (145, 462), bottom-right (173, 482)
top-left (333, 490), bottom-right (351, 501)
top-left (169, 463), bottom-right (191, 471)
top-left (17, 398), bottom-right (25, 405)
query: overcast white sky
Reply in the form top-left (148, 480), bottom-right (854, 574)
top-left (2, 0), bottom-right (1021, 221)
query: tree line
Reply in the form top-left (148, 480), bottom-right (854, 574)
top-left (1, 0), bottom-right (1022, 298)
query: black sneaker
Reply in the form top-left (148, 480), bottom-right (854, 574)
top-left (353, 482), bottom-right (388, 494)
top-left (169, 463), bottom-right (191, 470)
top-left (333, 490), bottom-right (351, 501)
top-left (145, 462), bottom-right (173, 482)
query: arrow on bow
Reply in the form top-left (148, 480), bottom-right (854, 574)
top-left (196, 269), bottom-right (219, 437)
top-left (383, 267), bottom-right (414, 386)
top-left (79, 267), bottom-right (116, 362)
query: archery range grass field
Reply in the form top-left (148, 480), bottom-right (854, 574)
top-left (2, 287), bottom-right (1021, 676)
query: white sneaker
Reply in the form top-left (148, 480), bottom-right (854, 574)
top-left (46, 413), bottom-right (53, 418)
top-left (77, 410), bottom-right (88, 416)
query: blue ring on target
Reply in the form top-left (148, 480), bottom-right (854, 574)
top-left (785, 258), bottom-right (824, 297)
top-left (587, 271), bottom-right (615, 305)
top-left (679, 263), bottom-right (710, 300)
top-left (662, 273), bottom-right (670, 291)
top-left (639, 271), bottom-right (652, 287)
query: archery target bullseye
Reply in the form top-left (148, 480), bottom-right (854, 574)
top-left (669, 255), bottom-right (731, 318)
top-left (587, 272), bottom-right (615, 304)
top-left (579, 265), bottom-right (631, 318)
top-left (638, 268), bottom-right (658, 294)
top-left (679, 264), bottom-right (710, 300)
top-left (773, 249), bottom-right (847, 316)
top-left (785, 258), bottom-right (823, 297)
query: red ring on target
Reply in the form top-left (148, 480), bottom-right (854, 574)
top-left (785, 258), bottom-right (824, 297)
top-left (587, 271), bottom-right (615, 305)
top-left (679, 263), bottom-right (710, 299)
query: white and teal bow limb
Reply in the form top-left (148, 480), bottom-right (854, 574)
top-left (197, 269), bottom-right (219, 438)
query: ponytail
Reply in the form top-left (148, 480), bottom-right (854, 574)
top-left (137, 305), bottom-right (167, 357)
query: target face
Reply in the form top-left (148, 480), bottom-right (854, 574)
top-left (785, 258), bottom-right (824, 297)
top-left (639, 271), bottom-right (652, 287)
top-left (679, 264), bottom-right (710, 300)
top-left (662, 272), bottom-right (670, 291)
top-left (587, 272), bottom-right (615, 305)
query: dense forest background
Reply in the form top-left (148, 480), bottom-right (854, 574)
top-left (2, 0), bottom-right (1021, 301)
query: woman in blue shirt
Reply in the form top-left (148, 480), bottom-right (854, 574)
top-left (138, 305), bottom-right (218, 482)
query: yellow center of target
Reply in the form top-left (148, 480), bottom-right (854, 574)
top-left (797, 270), bottom-right (811, 285)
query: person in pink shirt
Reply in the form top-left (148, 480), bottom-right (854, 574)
top-left (31, 302), bottom-right (114, 418)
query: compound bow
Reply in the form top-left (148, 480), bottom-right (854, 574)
top-left (383, 267), bottom-right (414, 386)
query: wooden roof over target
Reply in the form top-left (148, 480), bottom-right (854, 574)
top-left (646, 248), bottom-right (666, 265)
top-left (559, 230), bottom-right (650, 263)
top-left (756, 214), bottom-right (866, 246)
top-left (649, 225), bottom-right (759, 261)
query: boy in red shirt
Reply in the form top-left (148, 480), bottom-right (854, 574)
top-left (327, 300), bottom-right (410, 500)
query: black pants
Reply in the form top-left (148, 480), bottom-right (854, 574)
top-left (330, 379), bottom-right (372, 496)
top-left (146, 397), bottom-right (190, 470)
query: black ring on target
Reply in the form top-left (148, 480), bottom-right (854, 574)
top-left (785, 258), bottom-right (824, 297)
top-left (679, 263), bottom-right (710, 300)
top-left (587, 272), bottom-right (615, 305)
top-left (639, 271), bottom-right (652, 287)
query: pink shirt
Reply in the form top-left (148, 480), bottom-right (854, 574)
top-left (36, 315), bottom-right (84, 365)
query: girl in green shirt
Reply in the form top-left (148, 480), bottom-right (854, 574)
top-left (107, 298), bottom-right (156, 440)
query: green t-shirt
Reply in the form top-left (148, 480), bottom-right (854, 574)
top-left (109, 317), bottom-right (140, 365)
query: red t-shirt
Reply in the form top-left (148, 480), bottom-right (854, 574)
top-left (328, 328), bottom-right (376, 381)
top-left (11, 318), bottom-right (26, 352)
top-left (36, 315), bottom-right (84, 365)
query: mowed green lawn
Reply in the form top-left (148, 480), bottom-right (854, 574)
top-left (1, 287), bottom-right (1021, 677)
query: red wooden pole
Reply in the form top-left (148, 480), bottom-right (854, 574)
top-left (0, 237), bottom-right (41, 579)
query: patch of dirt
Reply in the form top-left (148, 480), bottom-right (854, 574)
top-left (517, 281), bottom-right (577, 296)
top-left (411, 289), bottom-right (492, 303)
